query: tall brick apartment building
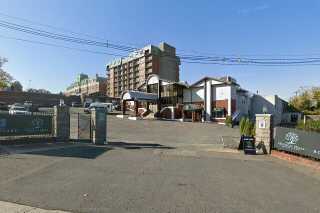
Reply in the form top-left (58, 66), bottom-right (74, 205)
top-left (106, 42), bottom-right (180, 98)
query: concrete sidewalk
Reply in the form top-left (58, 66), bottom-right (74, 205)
top-left (0, 200), bottom-right (70, 213)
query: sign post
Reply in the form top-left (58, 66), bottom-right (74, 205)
top-left (255, 114), bottom-right (273, 154)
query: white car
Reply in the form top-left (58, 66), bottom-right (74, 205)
top-left (9, 106), bottom-right (31, 115)
top-left (84, 102), bottom-right (113, 113)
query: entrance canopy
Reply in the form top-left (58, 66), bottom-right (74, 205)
top-left (121, 90), bottom-right (158, 101)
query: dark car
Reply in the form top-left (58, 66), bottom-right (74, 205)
top-left (71, 102), bottom-right (82, 107)
top-left (0, 102), bottom-right (8, 111)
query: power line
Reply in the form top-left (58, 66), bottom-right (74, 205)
top-left (2, 33), bottom-right (320, 67)
top-left (0, 19), bottom-right (137, 52)
top-left (0, 34), bottom-right (125, 57)
top-left (3, 11), bottom-right (320, 59)
top-left (1, 18), bottom-right (320, 66)
top-left (0, 11), bottom-right (144, 49)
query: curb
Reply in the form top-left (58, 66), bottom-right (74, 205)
top-left (271, 150), bottom-right (320, 171)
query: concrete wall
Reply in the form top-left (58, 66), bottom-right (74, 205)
top-left (212, 85), bottom-right (235, 116)
top-left (236, 93), bottom-right (251, 117)
top-left (158, 42), bottom-right (180, 82)
top-left (250, 95), bottom-right (283, 125)
top-left (213, 86), bottom-right (231, 100)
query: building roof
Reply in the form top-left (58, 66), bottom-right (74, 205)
top-left (146, 74), bottom-right (188, 87)
top-left (106, 43), bottom-right (166, 68)
top-left (190, 76), bottom-right (239, 87)
top-left (237, 88), bottom-right (249, 93)
top-left (121, 90), bottom-right (158, 101)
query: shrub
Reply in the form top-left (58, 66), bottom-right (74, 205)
top-left (225, 115), bottom-right (233, 127)
top-left (239, 117), bottom-right (246, 135)
top-left (297, 120), bottom-right (320, 133)
top-left (239, 117), bottom-right (255, 137)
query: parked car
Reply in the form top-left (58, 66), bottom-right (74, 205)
top-left (23, 101), bottom-right (39, 112)
top-left (83, 102), bottom-right (91, 109)
top-left (9, 105), bottom-right (31, 115)
top-left (84, 102), bottom-right (113, 113)
top-left (113, 103), bottom-right (121, 111)
top-left (71, 102), bottom-right (82, 107)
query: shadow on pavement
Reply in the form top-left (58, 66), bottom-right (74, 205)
top-left (108, 141), bottom-right (175, 150)
top-left (15, 141), bottom-right (174, 159)
top-left (24, 145), bottom-right (112, 159)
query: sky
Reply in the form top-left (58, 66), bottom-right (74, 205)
top-left (1, 0), bottom-right (320, 100)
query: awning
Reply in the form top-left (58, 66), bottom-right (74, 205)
top-left (121, 90), bottom-right (158, 101)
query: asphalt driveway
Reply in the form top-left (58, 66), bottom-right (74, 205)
top-left (0, 116), bottom-right (319, 213)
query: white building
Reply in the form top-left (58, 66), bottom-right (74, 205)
top-left (182, 76), bottom-right (300, 125)
top-left (120, 74), bottom-right (301, 125)
top-left (183, 76), bottom-right (250, 122)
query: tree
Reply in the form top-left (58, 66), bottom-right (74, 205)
top-left (10, 81), bottom-right (23, 92)
top-left (0, 57), bottom-right (13, 89)
top-left (311, 87), bottom-right (320, 109)
top-left (289, 87), bottom-right (320, 114)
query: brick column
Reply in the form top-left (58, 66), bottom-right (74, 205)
top-left (53, 106), bottom-right (70, 141)
top-left (255, 114), bottom-right (273, 154)
top-left (91, 108), bottom-right (107, 145)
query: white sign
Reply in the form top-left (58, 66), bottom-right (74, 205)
top-left (258, 120), bottom-right (266, 129)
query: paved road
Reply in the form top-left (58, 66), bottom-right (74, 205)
top-left (0, 116), bottom-right (319, 213)
top-left (107, 115), bottom-right (240, 148)
top-left (0, 200), bottom-right (70, 213)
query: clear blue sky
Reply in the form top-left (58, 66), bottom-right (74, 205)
top-left (1, 0), bottom-right (320, 100)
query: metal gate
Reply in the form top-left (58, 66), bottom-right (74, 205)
top-left (0, 111), bottom-right (53, 138)
top-left (70, 112), bottom-right (92, 141)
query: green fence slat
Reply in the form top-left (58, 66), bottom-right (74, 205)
top-left (274, 127), bottom-right (320, 160)
top-left (0, 113), bottom-right (52, 136)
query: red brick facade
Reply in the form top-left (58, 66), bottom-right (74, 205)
top-left (212, 100), bottom-right (228, 110)
top-left (0, 91), bottom-right (80, 107)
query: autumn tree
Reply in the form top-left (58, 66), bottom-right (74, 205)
top-left (0, 57), bottom-right (13, 89)
top-left (289, 87), bottom-right (320, 114)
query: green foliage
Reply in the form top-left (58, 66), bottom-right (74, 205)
top-left (0, 80), bottom-right (8, 89)
top-left (225, 115), bottom-right (233, 127)
top-left (10, 81), bottom-right (23, 92)
top-left (239, 117), bottom-right (246, 135)
top-left (302, 110), bottom-right (320, 115)
top-left (239, 117), bottom-right (255, 137)
top-left (0, 58), bottom-right (13, 89)
top-left (297, 120), bottom-right (320, 133)
top-left (289, 87), bottom-right (320, 114)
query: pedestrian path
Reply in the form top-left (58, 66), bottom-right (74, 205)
top-left (0, 201), bottom-right (70, 213)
